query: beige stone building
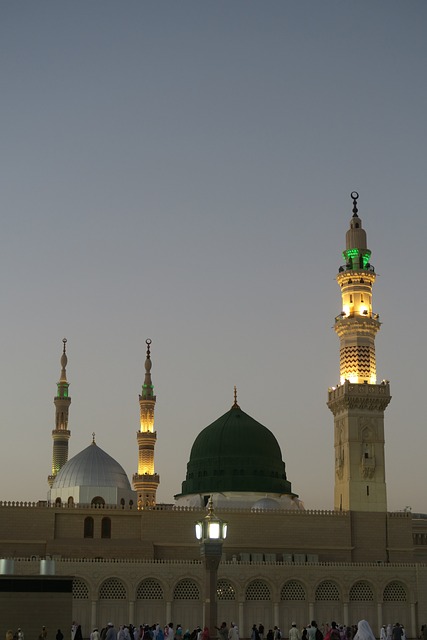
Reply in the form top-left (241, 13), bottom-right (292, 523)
top-left (1, 194), bottom-right (427, 638)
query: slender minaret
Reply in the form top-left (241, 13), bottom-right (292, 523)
top-left (327, 193), bottom-right (391, 512)
top-left (133, 339), bottom-right (159, 508)
top-left (48, 338), bottom-right (71, 488)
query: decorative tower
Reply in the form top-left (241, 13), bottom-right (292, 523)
top-left (327, 193), bottom-right (391, 512)
top-left (48, 338), bottom-right (71, 488)
top-left (133, 339), bottom-right (159, 508)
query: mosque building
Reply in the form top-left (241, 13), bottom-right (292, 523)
top-left (1, 194), bottom-right (427, 637)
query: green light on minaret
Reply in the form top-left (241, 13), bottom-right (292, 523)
top-left (344, 248), bottom-right (359, 261)
top-left (362, 251), bottom-right (371, 268)
top-left (57, 383), bottom-right (69, 398)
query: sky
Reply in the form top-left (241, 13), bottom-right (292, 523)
top-left (1, 1), bottom-right (426, 512)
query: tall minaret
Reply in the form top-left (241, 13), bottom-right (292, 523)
top-left (48, 338), bottom-right (71, 488)
top-left (327, 193), bottom-right (391, 512)
top-left (133, 339), bottom-right (159, 508)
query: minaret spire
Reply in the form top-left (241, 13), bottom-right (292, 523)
top-left (334, 191), bottom-right (379, 384)
top-left (327, 193), bottom-right (391, 513)
top-left (133, 339), bottom-right (160, 508)
top-left (48, 339), bottom-right (72, 488)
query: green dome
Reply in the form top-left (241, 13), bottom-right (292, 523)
top-left (177, 405), bottom-right (294, 497)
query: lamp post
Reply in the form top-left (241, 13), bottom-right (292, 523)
top-left (195, 496), bottom-right (228, 638)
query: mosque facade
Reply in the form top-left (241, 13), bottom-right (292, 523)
top-left (1, 195), bottom-right (427, 638)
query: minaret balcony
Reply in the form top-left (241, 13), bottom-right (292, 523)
top-left (327, 379), bottom-right (391, 415)
top-left (335, 311), bottom-right (379, 322)
top-left (132, 472), bottom-right (160, 484)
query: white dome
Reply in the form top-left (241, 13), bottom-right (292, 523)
top-left (52, 442), bottom-right (132, 491)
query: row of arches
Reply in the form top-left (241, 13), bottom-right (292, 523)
top-left (73, 576), bottom-right (408, 602)
top-left (71, 576), bottom-right (412, 638)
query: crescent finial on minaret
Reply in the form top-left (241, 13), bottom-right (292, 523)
top-left (351, 191), bottom-right (359, 217)
top-left (60, 338), bottom-right (68, 382)
top-left (145, 339), bottom-right (152, 373)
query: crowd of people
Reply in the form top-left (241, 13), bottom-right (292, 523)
top-left (9, 619), bottom-right (427, 640)
top-left (245, 620), bottom-right (408, 640)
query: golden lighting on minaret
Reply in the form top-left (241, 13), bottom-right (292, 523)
top-left (133, 339), bottom-right (160, 508)
top-left (333, 193), bottom-right (380, 385)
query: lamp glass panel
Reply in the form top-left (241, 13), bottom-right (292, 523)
top-left (195, 523), bottom-right (202, 540)
top-left (208, 522), bottom-right (220, 539)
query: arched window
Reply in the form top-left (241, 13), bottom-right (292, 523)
top-left (315, 580), bottom-right (340, 601)
top-left (280, 580), bottom-right (306, 601)
top-left (99, 578), bottom-right (127, 600)
top-left (349, 581), bottom-right (374, 601)
top-left (217, 579), bottom-right (236, 600)
top-left (137, 578), bottom-right (164, 600)
top-left (383, 582), bottom-right (407, 601)
top-left (67, 496), bottom-right (74, 507)
top-left (173, 579), bottom-right (200, 600)
top-left (72, 578), bottom-right (89, 600)
top-left (101, 517), bottom-right (111, 539)
top-left (245, 580), bottom-right (271, 601)
top-left (91, 496), bottom-right (105, 507)
top-left (84, 517), bottom-right (94, 539)
top-left (55, 497), bottom-right (61, 507)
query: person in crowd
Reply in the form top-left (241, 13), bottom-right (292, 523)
top-left (289, 623), bottom-right (301, 640)
top-left (215, 623), bottom-right (228, 640)
top-left (328, 622), bottom-right (340, 640)
top-left (228, 625), bottom-right (239, 640)
top-left (106, 623), bottom-right (118, 640)
top-left (392, 624), bottom-right (403, 640)
top-left (353, 621), bottom-right (376, 640)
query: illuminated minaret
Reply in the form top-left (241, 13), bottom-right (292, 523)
top-left (133, 339), bottom-right (159, 508)
top-left (48, 338), bottom-right (71, 488)
top-left (327, 193), bottom-right (391, 512)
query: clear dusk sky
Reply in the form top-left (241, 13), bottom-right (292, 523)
top-left (1, 2), bottom-right (426, 511)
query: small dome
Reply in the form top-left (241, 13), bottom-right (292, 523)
top-left (251, 497), bottom-right (281, 510)
top-left (176, 405), bottom-right (296, 497)
top-left (52, 442), bottom-right (132, 491)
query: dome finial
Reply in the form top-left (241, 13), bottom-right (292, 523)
top-left (232, 385), bottom-right (240, 409)
top-left (351, 191), bottom-right (359, 217)
top-left (92, 432), bottom-right (96, 444)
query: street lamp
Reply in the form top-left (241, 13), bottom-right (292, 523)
top-left (195, 496), bottom-right (228, 638)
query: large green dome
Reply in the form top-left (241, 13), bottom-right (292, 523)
top-left (177, 404), bottom-right (295, 497)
